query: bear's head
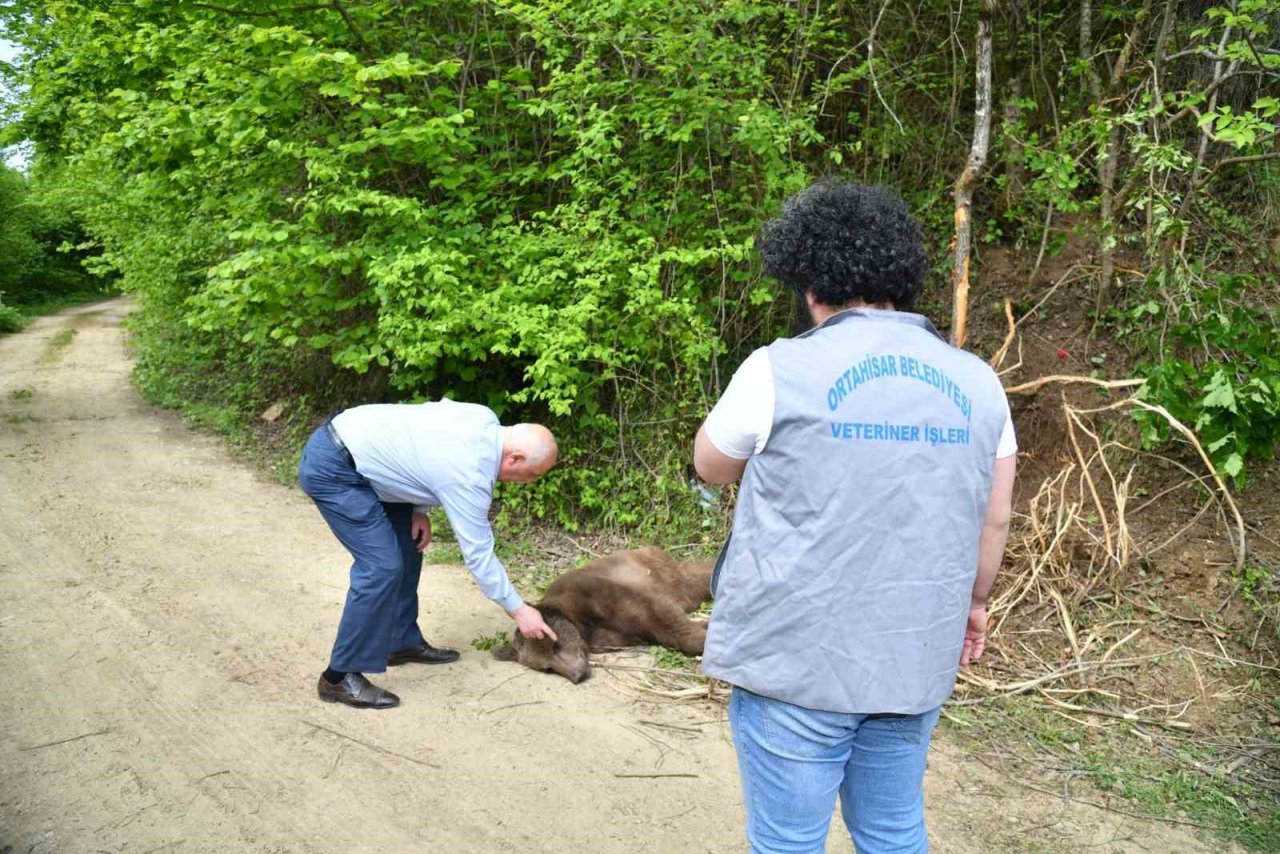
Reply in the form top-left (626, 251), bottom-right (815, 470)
top-left (492, 608), bottom-right (590, 683)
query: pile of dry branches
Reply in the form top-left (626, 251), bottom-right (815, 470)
top-left (943, 318), bottom-right (1279, 800)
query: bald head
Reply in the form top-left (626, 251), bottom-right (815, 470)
top-left (499, 423), bottom-right (559, 483)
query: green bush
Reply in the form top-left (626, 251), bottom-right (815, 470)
top-left (0, 293), bottom-right (24, 333)
top-left (1123, 272), bottom-right (1280, 485)
top-left (0, 162), bottom-right (106, 306)
top-left (0, 166), bottom-right (43, 294)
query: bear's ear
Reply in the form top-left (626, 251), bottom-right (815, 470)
top-left (491, 644), bottom-right (518, 662)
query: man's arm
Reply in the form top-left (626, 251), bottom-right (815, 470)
top-left (694, 426), bottom-right (749, 484)
top-left (693, 348), bottom-right (774, 485)
top-left (961, 453), bottom-right (1016, 666)
top-left (439, 485), bottom-right (555, 640)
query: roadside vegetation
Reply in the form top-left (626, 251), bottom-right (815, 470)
top-left (0, 162), bottom-right (112, 331)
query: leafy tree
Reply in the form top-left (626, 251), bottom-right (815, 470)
top-left (1, 0), bottom-right (1276, 515)
top-left (0, 163), bottom-right (42, 294)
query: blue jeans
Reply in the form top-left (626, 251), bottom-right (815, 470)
top-left (729, 687), bottom-right (941, 854)
top-left (298, 425), bottom-right (426, 673)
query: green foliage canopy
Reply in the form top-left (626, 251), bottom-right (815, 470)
top-left (3, 0), bottom-right (1278, 518)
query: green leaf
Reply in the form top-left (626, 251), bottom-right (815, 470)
top-left (1221, 453), bottom-right (1244, 479)
top-left (1201, 371), bottom-right (1238, 413)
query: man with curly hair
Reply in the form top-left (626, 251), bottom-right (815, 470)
top-left (694, 181), bottom-right (1016, 852)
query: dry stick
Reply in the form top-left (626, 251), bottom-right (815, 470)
top-left (1063, 399), bottom-right (1115, 564)
top-left (595, 662), bottom-right (706, 679)
top-left (1186, 651), bottom-right (1210, 709)
top-left (1145, 498), bottom-right (1214, 557)
top-left (299, 720), bottom-right (439, 768)
top-left (1099, 627), bottom-right (1144, 666)
top-left (477, 668), bottom-right (528, 700)
top-left (140, 841), bottom-right (185, 854)
top-left (1029, 199), bottom-right (1056, 283)
top-left (997, 337), bottom-right (1025, 378)
top-left (638, 719), bottom-right (706, 734)
top-left (1225, 745), bottom-right (1276, 775)
top-left (614, 773), bottom-right (699, 779)
top-left (959, 641), bottom-right (1278, 708)
top-left (322, 744), bottom-right (346, 781)
top-left (988, 298), bottom-right (1017, 369)
top-left (1128, 399), bottom-right (1247, 569)
top-left (565, 533), bottom-right (602, 558)
top-left (1067, 407), bottom-right (1135, 570)
top-left (1117, 465), bottom-right (1136, 569)
top-left (641, 686), bottom-right (718, 702)
top-left (955, 646), bottom-right (1161, 702)
top-left (1184, 646), bottom-right (1280, 674)
top-left (1073, 419), bottom-right (1234, 553)
top-left (196, 770), bottom-right (232, 783)
top-left (1004, 374), bottom-right (1146, 395)
top-left (1130, 475), bottom-right (1201, 516)
top-left (625, 722), bottom-right (673, 768)
top-left (483, 700), bottom-right (545, 715)
top-left (1047, 585), bottom-right (1082, 661)
top-left (990, 472), bottom-right (1077, 635)
top-left (20, 728), bottom-right (112, 751)
top-left (1036, 691), bottom-right (1194, 731)
top-left (1017, 266), bottom-right (1089, 331)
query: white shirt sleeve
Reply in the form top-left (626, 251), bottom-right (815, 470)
top-left (439, 482), bottom-right (524, 614)
top-left (702, 348), bottom-right (775, 459)
top-left (996, 404), bottom-right (1017, 459)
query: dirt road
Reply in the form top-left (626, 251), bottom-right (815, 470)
top-left (0, 300), bottom-right (1229, 853)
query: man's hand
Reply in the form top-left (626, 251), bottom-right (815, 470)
top-left (511, 603), bottom-right (558, 642)
top-left (960, 604), bottom-right (988, 666)
top-left (411, 512), bottom-right (432, 553)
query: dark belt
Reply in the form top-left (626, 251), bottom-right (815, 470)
top-left (324, 419), bottom-right (355, 467)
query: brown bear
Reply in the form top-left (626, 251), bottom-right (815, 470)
top-left (491, 547), bottom-right (713, 683)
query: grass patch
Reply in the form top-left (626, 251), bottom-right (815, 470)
top-left (944, 696), bottom-right (1280, 850)
top-left (650, 646), bottom-right (697, 671)
top-left (471, 630), bottom-right (510, 652)
top-left (422, 540), bottom-right (465, 566)
top-left (0, 301), bottom-right (22, 333)
top-left (8, 387), bottom-right (34, 400)
top-left (38, 327), bottom-right (78, 362)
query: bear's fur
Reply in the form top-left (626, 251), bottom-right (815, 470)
top-left (492, 547), bottom-right (713, 683)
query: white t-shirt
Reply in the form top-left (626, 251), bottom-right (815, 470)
top-left (703, 347), bottom-right (1018, 460)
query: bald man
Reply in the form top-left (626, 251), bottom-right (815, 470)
top-left (298, 400), bottom-right (559, 708)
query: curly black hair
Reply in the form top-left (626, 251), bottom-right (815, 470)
top-left (758, 181), bottom-right (929, 311)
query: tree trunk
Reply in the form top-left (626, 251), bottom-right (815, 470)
top-left (950, 0), bottom-right (997, 349)
top-left (1095, 0), bottom-right (1152, 320)
top-left (1003, 74), bottom-right (1025, 208)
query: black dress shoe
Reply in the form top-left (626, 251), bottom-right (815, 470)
top-left (388, 641), bottom-right (461, 666)
top-left (317, 673), bottom-right (400, 709)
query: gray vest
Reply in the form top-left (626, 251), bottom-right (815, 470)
top-left (702, 309), bottom-right (1009, 714)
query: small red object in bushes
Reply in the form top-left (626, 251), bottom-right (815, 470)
top-left (1056, 348), bottom-right (1069, 360)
